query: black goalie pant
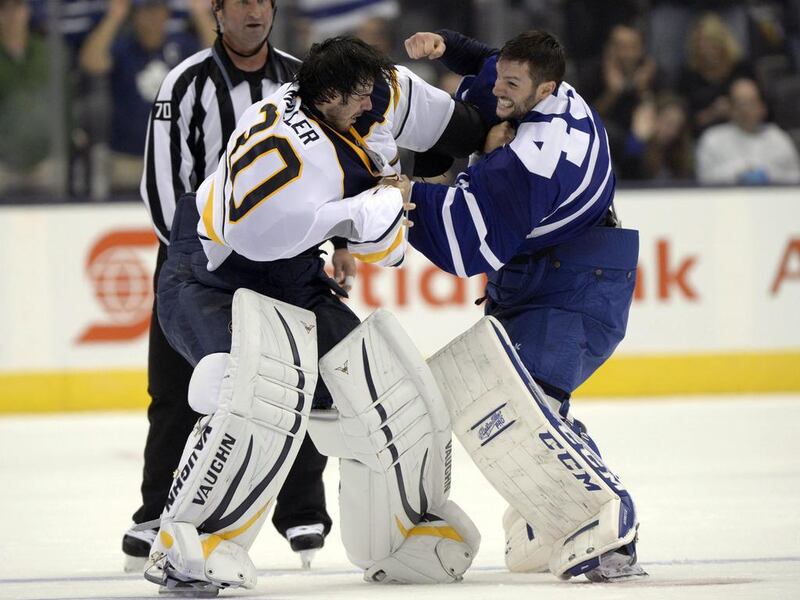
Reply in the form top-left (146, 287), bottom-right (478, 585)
top-left (131, 241), bottom-right (335, 537)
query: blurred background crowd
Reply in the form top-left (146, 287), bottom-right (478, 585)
top-left (1, 0), bottom-right (799, 201)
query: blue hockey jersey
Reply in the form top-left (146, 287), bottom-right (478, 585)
top-left (409, 64), bottom-right (614, 277)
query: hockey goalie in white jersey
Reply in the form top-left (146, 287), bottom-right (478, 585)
top-left (145, 37), bottom-right (483, 594)
top-left (195, 36), bottom-right (485, 272)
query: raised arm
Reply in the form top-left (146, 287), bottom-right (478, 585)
top-left (187, 0), bottom-right (217, 47)
top-left (78, 0), bottom-right (130, 75)
top-left (405, 29), bottom-right (496, 76)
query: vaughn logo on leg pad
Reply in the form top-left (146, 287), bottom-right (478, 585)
top-left (165, 426), bottom-right (213, 510)
top-left (193, 433), bottom-right (237, 505)
top-left (443, 440), bottom-right (452, 494)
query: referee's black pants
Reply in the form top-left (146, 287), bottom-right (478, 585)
top-left (131, 241), bottom-right (334, 537)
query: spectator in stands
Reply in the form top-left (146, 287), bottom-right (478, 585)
top-left (581, 24), bottom-right (660, 181)
top-left (614, 92), bottom-right (694, 182)
top-left (582, 24), bottom-right (658, 131)
top-left (561, 0), bottom-right (644, 73)
top-left (78, 0), bottom-right (213, 194)
top-left (696, 78), bottom-right (800, 185)
top-left (789, 0), bottom-right (800, 71)
top-left (0, 0), bottom-right (58, 193)
top-left (678, 12), bottom-right (754, 135)
top-left (647, 0), bottom-right (749, 87)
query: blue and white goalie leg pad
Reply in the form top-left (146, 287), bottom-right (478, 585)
top-left (427, 316), bottom-right (639, 580)
top-left (312, 309), bottom-right (480, 584)
top-left (145, 289), bottom-right (318, 592)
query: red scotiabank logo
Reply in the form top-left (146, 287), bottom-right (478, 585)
top-left (634, 238), bottom-right (699, 301)
top-left (74, 233), bottom-right (799, 345)
top-left (77, 229), bottom-right (158, 344)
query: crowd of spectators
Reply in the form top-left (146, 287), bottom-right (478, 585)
top-left (1, 0), bottom-right (799, 199)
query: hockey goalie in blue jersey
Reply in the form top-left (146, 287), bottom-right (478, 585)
top-left (405, 30), bottom-right (645, 581)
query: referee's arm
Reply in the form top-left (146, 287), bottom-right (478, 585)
top-left (141, 70), bottom-right (197, 245)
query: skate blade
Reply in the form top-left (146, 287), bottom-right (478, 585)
top-left (158, 584), bottom-right (219, 597)
top-left (157, 576), bottom-right (220, 597)
top-left (585, 565), bottom-right (649, 583)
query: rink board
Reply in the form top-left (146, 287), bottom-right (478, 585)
top-left (0, 187), bottom-right (799, 412)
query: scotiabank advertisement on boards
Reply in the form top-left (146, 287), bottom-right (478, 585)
top-left (0, 187), bottom-right (797, 401)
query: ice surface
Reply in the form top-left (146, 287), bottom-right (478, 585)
top-left (1, 395), bottom-right (799, 599)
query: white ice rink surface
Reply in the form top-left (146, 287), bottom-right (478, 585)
top-left (2, 394), bottom-right (799, 600)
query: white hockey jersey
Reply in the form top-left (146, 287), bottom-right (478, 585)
top-left (195, 66), bottom-right (455, 270)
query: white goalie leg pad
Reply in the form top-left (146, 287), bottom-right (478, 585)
top-left (364, 499), bottom-right (481, 584)
top-left (146, 521), bottom-right (258, 589)
top-left (148, 289), bottom-right (318, 589)
top-left (315, 309), bottom-right (479, 583)
top-left (427, 316), bottom-right (638, 579)
top-left (503, 505), bottom-right (552, 573)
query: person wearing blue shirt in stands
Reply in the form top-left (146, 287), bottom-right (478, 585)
top-left (79, 0), bottom-right (212, 191)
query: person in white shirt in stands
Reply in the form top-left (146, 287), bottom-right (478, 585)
top-left (696, 77), bottom-right (800, 185)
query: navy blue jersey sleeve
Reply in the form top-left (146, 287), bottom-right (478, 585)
top-left (409, 146), bottom-right (551, 277)
top-left (436, 29), bottom-right (497, 76)
top-left (411, 82), bottom-right (617, 276)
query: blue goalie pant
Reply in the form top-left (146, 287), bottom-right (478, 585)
top-left (484, 225), bottom-right (639, 400)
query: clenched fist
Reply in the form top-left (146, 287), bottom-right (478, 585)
top-left (404, 32), bottom-right (446, 60)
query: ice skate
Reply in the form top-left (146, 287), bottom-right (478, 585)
top-left (584, 545), bottom-right (648, 583)
top-left (144, 550), bottom-right (219, 597)
top-left (286, 524), bottom-right (324, 569)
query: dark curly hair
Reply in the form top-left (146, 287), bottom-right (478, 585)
top-left (297, 36), bottom-right (395, 106)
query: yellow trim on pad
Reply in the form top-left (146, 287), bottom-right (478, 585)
top-left (160, 530), bottom-right (174, 549)
top-left (1, 351), bottom-right (799, 413)
top-left (217, 503), bottom-right (270, 542)
top-left (201, 534), bottom-right (223, 559)
top-left (396, 516), bottom-right (464, 542)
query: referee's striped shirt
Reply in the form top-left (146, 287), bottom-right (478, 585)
top-left (140, 38), bottom-right (300, 244)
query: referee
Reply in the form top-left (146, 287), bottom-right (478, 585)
top-left (126, 0), bottom-right (348, 571)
